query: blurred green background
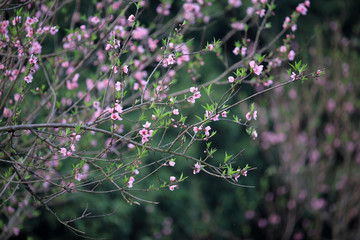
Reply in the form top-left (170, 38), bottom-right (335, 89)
top-left (7, 0), bottom-right (360, 239)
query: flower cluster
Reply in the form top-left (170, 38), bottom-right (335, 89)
top-left (75, 164), bottom-right (90, 181)
top-left (249, 60), bottom-right (264, 76)
top-left (169, 176), bottom-right (178, 191)
top-left (139, 121), bottom-right (154, 144)
top-left (188, 87), bottom-right (201, 103)
top-left (109, 102), bottom-right (123, 121)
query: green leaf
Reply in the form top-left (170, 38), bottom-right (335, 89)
top-left (75, 122), bottom-right (82, 133)
top-left (195, 115), bottom-right (203, 121)
top-left (205, 83), bottom-right (213, 96)
top-left (233, 115), bottom-right (239, 122)
top-left (287, 68), bottom-right (292, 76)
top-left (244, 164), bottom-right (251, 170)
top-left (135, 0), bottom-right (143, 9)
top-left (224, 152), bottom-right (232, 163)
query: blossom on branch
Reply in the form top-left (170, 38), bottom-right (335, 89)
top-left (193, 162), bottom-right (201, 174)
top-left (249, 60), bottom-right (264, 75)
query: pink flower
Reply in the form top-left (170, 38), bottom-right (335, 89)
top-left (251, 130), bottom-right (258, 140)
top-left (228, 0), bottom-right (242, 8)
top-left (249, 60), bottom-right (256, 68)
top-left (305, 0), bottom-right (310, 7)
top-left (143, 121), bottom-right (151, 128)
top-left (207, 44), bottom-right (214, 51)
top-left (291, 72), bottom-right (296, 81)
top-left (93, 101), bottom-right (100, 109)
top-left (112, 66), bottom-right (119, 73)
top-left (132, 27), bottom-right (149, 40)
top-left (127, 176), bottom-right (135, 188)
top-left (190, 87), bottom-right (198, 93)
top-left (148, 38), bottom-right (158, 52)
top-left (115, 81), bottom-right (122, 91)
top-left (166, 54), bottom-right (175, 65)
top-left (162, 59), bottom-right (168, 67)
top-left (90, 16), bottom-right (100, 25)
top-left (59, 148), bottom-right (67, 157)
top-left (157, 3), bottom-right (171, 15)
top-left (204, 126), bottom-right (211, 136)
top-left (137, 45), bottom-right (145, 54)
top-left (241, 47), bottom-right (247, 56)
top-left (296, 3), bottom-right (307, 15)
top-left (24, 75), bottom-right (33, 83)
top-left (187, 96), bottom-right (195, 103)
top-left (256, 9), bottom-right (266, 18)
top-left (193, 126), bottom-right (200, 133)
top-left (253, 64), bottom-right (264, 75)
top-left (50, 26), bottom-right (58, 35)
top-left (173, 109), bottom-right (179, 115)
top-left (253, 110), bottom-right (257, 120)
top-left (115, 104), bottom-right (123, 113)
top-left (12, 16), bottom-right (21, 26)
top-left (188, 87), bottom-right (201, 103)
top-left (288, 50), bottom-right (295, 61)
top-left (111, 112), bottom-right (122, 121)
top-left (75, 135), bottom-right (81, 141)
top-left (169, 160), bottom-right (175, 167)
top-left (263, 79), bottom-right (273, 87)
top-left (128, 14), bottom-right (135, 23)
top-left (169, 185), bottom-right (178, 191)
top-left (311, 198), bottom-right (326, 210)
top-left (29, 41), bottom-right (42, 54)
top-left (7, 206), bottom-right (15, 214)
top-left (206, 110), bottom-right (219, 121)
top-left (75, 173), bottom-right (82, 181)
top-left (29, 54), bottom-right (38, 64)
top-left (246, 112), bottom-right (252, 121)
top-left (233, 47), bottom-right (240, 55)
top-left (282, 16), bottom-right (291, 29)
top-left (193, 162), bottom-right (201, 174)
top-left (105, 44), bottom-right (112, 51)
top-left (193, 91), bottom-right (201, 99)
top-left (141, 136), bottom-right (149, 144)
top-left (122, 65), bottom-right (129, 74)
top-left (170, 176), bottom-right (176, 182)
top-left (279, 45), bottom-right (287, 53)
top-left (13, 227), bottom-right (20, 236)
top-left (26, 17), bottom-right (37, 26)
top-left (139, 128), bottom-right (148, 136)
top-left (228, 76), bottom-right (235, 83)
top-left (70, 144), bottom-right (76, 152)
top-left (316, 70), bottom-right (322, 75)
top-left (231, 22), bottom-right (245, 31)
top-left (221, 111), bottom-right (227, 117)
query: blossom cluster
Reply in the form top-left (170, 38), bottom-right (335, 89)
top-left (0, 0), bottom-right (313, 237)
